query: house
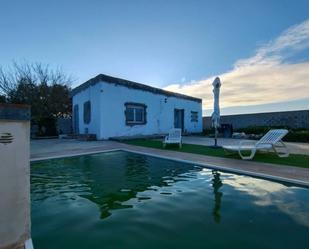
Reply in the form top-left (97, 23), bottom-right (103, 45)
top-left (71, 74), bottom-right (202, 139)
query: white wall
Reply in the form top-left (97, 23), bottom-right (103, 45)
top-left (0, 120), bottom-right (30, 249)
top-left (72, 83), bottom-right (102, 137)
top-left (73, 81), bottom-right (202, 139)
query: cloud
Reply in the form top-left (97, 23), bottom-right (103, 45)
top-left (164, 19), bottom-right (309, 114)
top-left (222, 173), bottom-right (309, 227)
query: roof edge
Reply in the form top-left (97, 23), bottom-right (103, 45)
top-left (71, 74), bottom-right (202, 103)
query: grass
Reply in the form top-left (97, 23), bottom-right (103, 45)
top-left (124, 139), bottom-right (309, 169)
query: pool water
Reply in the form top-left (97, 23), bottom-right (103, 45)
top-left (31, 151), bottom-right (309, 249)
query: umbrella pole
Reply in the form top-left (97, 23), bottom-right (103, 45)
top-left (214, 127), bottom-right (218, 147)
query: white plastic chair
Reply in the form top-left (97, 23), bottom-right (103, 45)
top-left (163, 128), bottom-right (182, 148)
top-left (223, 129), bottom-right (289, 160)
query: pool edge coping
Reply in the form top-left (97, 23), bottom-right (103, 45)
top-left (30, 148), bottom-right (121, 162)
top-left (25, 238), bottom-right (34, 249)
top-left (122, 148), bottom-right (309, 188)
top-left (30, 148), bottom-right (309, 187)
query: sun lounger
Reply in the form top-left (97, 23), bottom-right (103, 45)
top-left (223, 129), bottom-right (289, 160)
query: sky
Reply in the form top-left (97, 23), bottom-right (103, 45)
top-left (0, 0), bottom-right (308, 115)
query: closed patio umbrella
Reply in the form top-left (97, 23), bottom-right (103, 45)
top-left (211, 77), bottom-right (221, 147)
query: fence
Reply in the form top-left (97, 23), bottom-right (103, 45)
top-left (203, 110), bottom-right (309, 130)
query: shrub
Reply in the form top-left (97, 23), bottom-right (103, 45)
top-left (234, 125), bottom-right (309, 143)
top-left (284, 130), bottom-right (309, 143)
top-left (234, 125), bottom-right (289, 135)
top-left (34, 117), bottom-right (58, 136)
top-left (203, 128), bottom-right (213, 135)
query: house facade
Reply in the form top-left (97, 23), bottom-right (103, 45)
top-left (71, 74), bottom-right (202, 139)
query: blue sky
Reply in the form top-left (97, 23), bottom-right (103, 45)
top-left (1, 0), bottom-right (309, 115)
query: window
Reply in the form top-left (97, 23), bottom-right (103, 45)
top-left (191, 111), bottom-right (198, 122)
top-left (83, 101), bottom-right (91, 124)
top-left (125, 103), bottom-right (147, 125)
top-left (73, 105), bottom-right (79, 133)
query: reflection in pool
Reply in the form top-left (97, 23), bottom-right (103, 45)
top-left (31, 151), bottom-right (309, 249)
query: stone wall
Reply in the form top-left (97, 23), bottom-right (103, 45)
top-left (203, 110), bottom-right (309, 130)
top-left (57, 117), bottom-right (72, 134)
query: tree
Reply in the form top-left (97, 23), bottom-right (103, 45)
top-left (0, 62), bottom-right (73, 136)
top-left (0, 95), bottom-right (6, 103)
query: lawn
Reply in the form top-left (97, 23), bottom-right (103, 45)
top-left (124, 139), bottom-right (309, 169)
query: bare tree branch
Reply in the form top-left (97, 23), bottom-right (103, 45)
top-left (0, 61), bottom-right (73, 96)
top-left (0, 66), bottom-right (15, 95)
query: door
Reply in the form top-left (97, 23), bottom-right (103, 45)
top-left (174, 109), bottom-right (184, 131)
top-left (73, 104), bottom-right (79, 134)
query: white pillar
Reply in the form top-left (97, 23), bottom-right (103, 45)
top-left (0, 104), bottom-right (31, 249)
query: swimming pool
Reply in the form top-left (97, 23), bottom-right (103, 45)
top-left (31, 151), bottom-right (309, 249)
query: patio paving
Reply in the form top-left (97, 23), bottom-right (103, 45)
top-left (30, 138), bottom-right (309, 186)
top-left (30, 139), bottom-right (120, 160)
